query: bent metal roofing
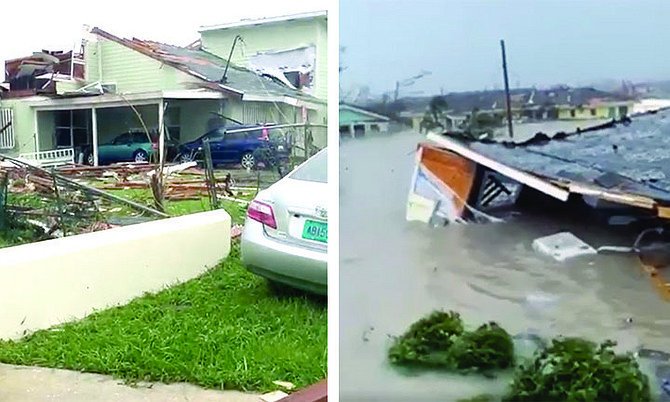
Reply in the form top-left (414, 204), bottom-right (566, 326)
top-left (430, 108), bottom-right (670, 211)
top-left (89, 27), bottom-right (322, 104)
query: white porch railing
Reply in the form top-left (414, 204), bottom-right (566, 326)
top-left (18, 148), bottom-right (75, 167)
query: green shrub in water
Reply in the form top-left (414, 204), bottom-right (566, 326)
top-left (449, 322), bottom-right (515, 371)
top-left (388, 311), bottom-right (514, 371)
top-left (388, 310), bottom-right (464, 367)
top-left (504, 338), bottom-right (650, 402)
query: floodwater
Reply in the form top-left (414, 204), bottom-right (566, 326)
top-left (339, 130), bottom-right (670, 401)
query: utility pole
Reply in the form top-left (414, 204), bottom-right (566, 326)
top-left (500, 40), bottom-right (514, 139)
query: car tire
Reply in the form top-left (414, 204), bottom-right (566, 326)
top-left (240, 152), bottom-right (255, 170)
top-left (177, 152), bottom-right (195, 163)
top-left (133, 150), bottom-right (148, 162)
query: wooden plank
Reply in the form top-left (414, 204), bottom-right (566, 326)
top-left (419, 143), bottom-right (477, 217)
top-left (565, 182), bottom-right (656, 210)
top-left (658, 206), bottom-right (670, 219)
top-left (427, 133), bottom-right (570, 202)
top-left (279, 379), bottom-right (327, 402)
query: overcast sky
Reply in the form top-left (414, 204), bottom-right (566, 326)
top-left (340, 0), bottom-right (670, 97)
top-left (0, 0), bottom-right (327, 67)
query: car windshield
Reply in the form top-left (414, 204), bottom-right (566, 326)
top-left (289, 148), bottom-right (327, 183)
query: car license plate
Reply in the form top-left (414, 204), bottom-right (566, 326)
top-left (302, 220), bottom-right (327, 243)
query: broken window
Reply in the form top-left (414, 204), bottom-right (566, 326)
top-left (248, 46), bottom-right (316, 94)
top-left (284, 71), bottom-right (301, 88)
top-left (371, 124), bottom-right (381, 132)
top-left (0, 108), bottom-right (15, 149)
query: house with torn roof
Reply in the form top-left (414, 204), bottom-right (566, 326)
top-left (0, 12), bottom-right (326, 166)
top-left (198, 10), bottom-right (327, 101)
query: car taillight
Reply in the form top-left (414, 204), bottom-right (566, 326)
top-left (151, 143), bottom-right (158, 149)
top-left (247, 200), bottom-right (277, 229)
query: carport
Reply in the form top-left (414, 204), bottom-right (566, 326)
top-left (28, 90), bottom-right (225, 166)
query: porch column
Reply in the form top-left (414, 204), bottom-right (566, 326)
top-left (158, 100), bottom-right (165, 166)
top-left (33, 110), bottom-right (40, 152)
top-left (69, 110), bottom-right (74, 149)
top-left (92, 107), bottom-right (99, 166)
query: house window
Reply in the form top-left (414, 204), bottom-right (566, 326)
top-left (371, 124), bottom-right (381, 132)
top-left (0, 108), bottom-right (15, 149)
top-left (590, 108), bottom-right (596, 116)
top-left (54, 110), bottom-right (88, 148)
top-left (570, 109), bottom-right (576, 118)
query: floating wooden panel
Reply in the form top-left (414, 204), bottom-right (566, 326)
top-left (419, 143), bottom-right (477, 217)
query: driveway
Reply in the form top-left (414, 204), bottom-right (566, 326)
top-left (0, 363), bottom-right (260, 402)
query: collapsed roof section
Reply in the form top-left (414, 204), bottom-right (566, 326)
top-left (3, 50), bottom-right (85, 98)
top-left (87, 27), bottom-right (324, 106)
top-left (416, 108), bottom-right (670, 225)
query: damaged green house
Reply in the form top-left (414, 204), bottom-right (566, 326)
top-left (0, 11), bottom-right (327, 166)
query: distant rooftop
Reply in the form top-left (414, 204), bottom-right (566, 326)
top-left (199, 10), bottom-right (327, 32)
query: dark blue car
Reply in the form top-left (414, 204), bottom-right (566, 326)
top-left (175, 125), bottom-right (289, 169)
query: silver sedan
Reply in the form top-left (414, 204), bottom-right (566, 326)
top-left (241, 148), bottom-right (328, 295)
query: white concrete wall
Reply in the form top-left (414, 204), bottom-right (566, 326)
top-left (0, 210), bottom-right (231, 340)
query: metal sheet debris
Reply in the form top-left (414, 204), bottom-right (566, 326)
top-left (532, 232), bottom-right (597, 261)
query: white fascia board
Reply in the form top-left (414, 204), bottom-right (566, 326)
top-left (29, 92), bottom-right (164, 111)
top-left (242, 93), bottom-right (323, 110)
top-left (199, 10), bottom-right (326, 32)
top-left (162, 89), bottom-right (224, 100)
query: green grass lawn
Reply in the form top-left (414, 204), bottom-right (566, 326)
top-left (106, 188), bottom-right (251, 224)
top-left (0, 243), bottom-right (327, 392)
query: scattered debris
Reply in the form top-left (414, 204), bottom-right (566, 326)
top-left (231, 224), bottom-right (243, 239)
top-left (272, 381), bottom-right (295, 390)
top-left (411, 109), bottom-right (670, 301)
top-left (532, 232), bottom-right (597, 261)
top-left (260, 390), bottom-right (289, 402)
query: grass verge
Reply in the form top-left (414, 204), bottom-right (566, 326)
top-left (0, 242), bottom-right (327, 392)
top-left (106, 188), bottom-right (251, 224)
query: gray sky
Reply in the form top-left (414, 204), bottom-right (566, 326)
top-left (0, 0), bottom-right (327, 69)
top-left (340, 0), bottom-right (670, 97)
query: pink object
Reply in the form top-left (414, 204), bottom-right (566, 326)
top-left (247, 200), bottom-right (276, 228)
top-left (261, 128), bottom-right (269, 140)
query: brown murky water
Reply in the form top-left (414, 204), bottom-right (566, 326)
top-left (339, 130), bottom-right (670, 401)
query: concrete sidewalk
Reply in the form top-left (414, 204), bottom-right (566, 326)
top-left (0, 363), bottom-right (261, 402)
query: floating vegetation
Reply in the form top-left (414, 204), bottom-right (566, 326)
top-left (449, 322), bottom-right (515, 371)
top-left (388, 311), bottom-right (514, 371)
top-left (388, 310), bottom-right (464, 367)
top-left (504, 338), bottom-right (650, 402)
